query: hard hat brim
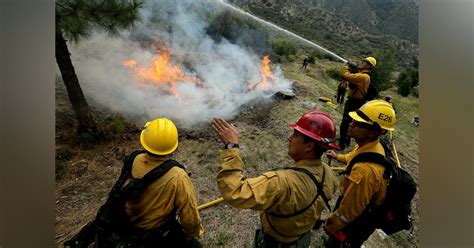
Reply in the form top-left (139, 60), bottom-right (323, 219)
top-left (348, 111), bottom-right (370, 124)
top-left (289, 124), bottom-right (340, 150)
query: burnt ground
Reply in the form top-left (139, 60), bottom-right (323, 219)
top-left (55, 58), bottom-right (419, 247)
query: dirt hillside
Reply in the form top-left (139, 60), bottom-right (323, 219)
top-left (55, 56), bottom-right (419, 247)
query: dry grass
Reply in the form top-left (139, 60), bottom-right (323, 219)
top-left (55, 56), bottom-right (419, 247)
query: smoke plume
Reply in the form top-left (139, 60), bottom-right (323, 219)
top-left (67, 0), bottom-right (292, 128)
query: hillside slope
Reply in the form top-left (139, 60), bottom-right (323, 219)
top-left (228, 0), bottom-right (418, 67)
top-left (55, 56), bottom-right (419, 247)
top-left (300, 0), bottom-right (419, 43)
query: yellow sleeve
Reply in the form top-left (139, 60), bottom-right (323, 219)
top-left (336, 154), bottom-right (348, 164)
top-left (217, 148), bottom-right (283, 211)
top-left (341, 66), bottom-right (368, 86)
top-left (325, 164), bottom-right (379, 232)
top-left (175, 172), bottom-right (204, 240)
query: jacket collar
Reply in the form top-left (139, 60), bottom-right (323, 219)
top-left (351, 139), bottom-right (385, 158)
top-left (144, 153), bottom-right (168, 162)
top-left (293, 158), bottom-right (323, 168)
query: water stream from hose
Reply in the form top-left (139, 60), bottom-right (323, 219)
top-left (214, 0), bottom-right (348, 63)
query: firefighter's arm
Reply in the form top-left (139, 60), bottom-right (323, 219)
top-left (341, 66), bottom-right (368, 86)
top-left (336, 154), bottom-right (349, 164)
top-left (216, 148), bottom-right (283, 211)
top-left (326, 150), bottom-right (348, 164)
top-left (324, 164), bottom-right (377, 233)
top-left (175, 173), bottom-right (205, 240)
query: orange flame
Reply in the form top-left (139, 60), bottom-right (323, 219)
top-left (123, 49), bottom-right (201, 104)
top-left (247, 55), bottom-right (275, 91)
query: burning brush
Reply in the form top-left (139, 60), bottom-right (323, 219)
top-left (247, 55), bottom-right (276, 91)
top-left (123, 49), bottom-right (203, 105)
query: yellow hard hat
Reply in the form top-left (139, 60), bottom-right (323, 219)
top-left (363, 57), bottom-right (377, 68)
top-left (349, 100), bottom-right (396, 131)
top-left (140, 118), bottom-right (179, 155)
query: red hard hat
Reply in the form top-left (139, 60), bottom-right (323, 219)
top-left (290, 110), bottom-right (340, 150)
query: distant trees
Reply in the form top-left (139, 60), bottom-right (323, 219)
top-left (325, 68), bottom-right (343, 81)
top-left (370, 48), bottom-right (397, 91)
top-left (397, 57), bottom-right (419, 97)
top-left (271, 39), bottom-right (297, 59)
top-left (207, 10), bottom-right (271, 55)
top-left (56, 0), bottom-right (142, 137)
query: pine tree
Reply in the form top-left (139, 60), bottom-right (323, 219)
top-left (55, 0), bottom-right (142, 138)
top-left (370, 48), bottom-right (397, 91)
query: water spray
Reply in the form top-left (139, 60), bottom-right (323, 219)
top-left (213, 0), bottom-right (348, 63)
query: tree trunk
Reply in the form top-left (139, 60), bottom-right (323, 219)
top-left (55, 29), bottom-right (97, 134)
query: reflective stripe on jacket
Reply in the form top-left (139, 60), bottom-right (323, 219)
top-left (125, 153), bottom-right (204, 240)
top-left (325, 139), bottom-right (387, 233)
top-left (217, 148), bottom-right (338, 243)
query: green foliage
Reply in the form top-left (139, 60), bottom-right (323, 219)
top-left (271, 39), bottom-right (297, 58)
top-left (307, 55), bottom-right (316, 64)
top-left (207, 10), bottom-right (270, 54)
top-left (56, 0), bottom-right (143, 41)
top-left (323, 53), bottom-right (336, 61)
top-left (370, 48), bottom-right (397, 91)
top-left (397, 71), bottom-right (412, 97)
top-left (109, 116), bottom-right (126, 135)
top-left (326, 68), bottom-right (343, 81)
top-left (397, 67), bottom-right (418, 97)
top-left (214, 231), bottom-right (230, 246)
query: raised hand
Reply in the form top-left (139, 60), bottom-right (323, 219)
top-left (212, 117), bottom-right (239, 145)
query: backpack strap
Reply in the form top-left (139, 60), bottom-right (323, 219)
top-left (121, 159), bottom-right (186, 197)
top-left (268, 166), bottom-right (330, 218)
top-left (110, 150), bottom-right (147, 194)
top-left (344, 142), bottom-right (397, 180)
top-left (286, 167), bottom-right (332, 211)
top-left (264, 166), bottom-right (330, 238)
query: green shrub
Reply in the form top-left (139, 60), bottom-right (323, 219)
top-left (397, 67), bottom-right (418, 97)
top-left (110, 116), bottom-right (126, 135)
top-left (397, 71), bottom-right (412, 97)
top-left (323, 53), bottom-right (335, 61)
top-left (371, 48), bottom-right (397, 91)
top-left (215, 231), bottom-right (230, 246)
top-left (272, 39), bottom-right (297, 58)
top-left (326, 68), bottom-right (343, 81)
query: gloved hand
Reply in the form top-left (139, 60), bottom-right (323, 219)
top-left (346, 60), bottom-right (357, 68)
top-left (323, 222), bottom-right (347, 242)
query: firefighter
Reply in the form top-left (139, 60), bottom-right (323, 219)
top-left (125, 118), bottom-right (204, 247)
top-left (212, 110), bottom-right (340, 248)
top-left (336, 80), bottom-right (349, 104)
top-left (338, 57), bottom-right (376, 150)
top-left (323, 100), bottom-right (396, 247)
top-left (302, 56), bottom-right (309, 69)
top-left (384, 95), bottom-right (397, 113)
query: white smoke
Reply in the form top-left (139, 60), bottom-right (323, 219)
top-left (68, 0), bottom-right (292, 128)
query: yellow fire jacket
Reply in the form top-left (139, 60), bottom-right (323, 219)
top-left (125, 153), bottom-right (204, 240)
top-left (342, 66), bottom-right (370, 100)
top-left (325, 139), bottom-right (387, 233)
top-left (217, 148), bottom-right (338, 243)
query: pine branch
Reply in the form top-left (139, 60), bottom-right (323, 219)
top-left (56, 0), bottom-right (143, 42)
